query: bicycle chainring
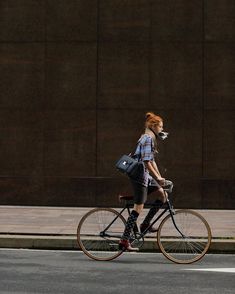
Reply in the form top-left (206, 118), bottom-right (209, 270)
top-left (130, 233), bottom-right (144, 249)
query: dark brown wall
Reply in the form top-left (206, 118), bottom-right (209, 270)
top-left (0, 1), bottom-right (234, 208)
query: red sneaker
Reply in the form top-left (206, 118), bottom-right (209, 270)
top-left (119, 239), bottom-right (139, 252)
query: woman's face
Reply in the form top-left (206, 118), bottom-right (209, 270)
top-left (152, 121), bottom-right (163, 134)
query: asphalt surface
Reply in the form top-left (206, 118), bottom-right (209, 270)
top-left (0, 249), bottom-right (234, 294)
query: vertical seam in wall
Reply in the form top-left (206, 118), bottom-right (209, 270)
top-left (95, 0), bottom-right (100, 203)
top-left (43, 0), bottom-right (47, 181)
top-left (201, 0), bottom-right (205, 208)
top-left (96, 0), bottom-right (99, 177)
top-left (149, 0), bottom-right (152, 107)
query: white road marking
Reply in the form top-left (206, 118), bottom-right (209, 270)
top-left (183, 268), bottom-right (235, 273)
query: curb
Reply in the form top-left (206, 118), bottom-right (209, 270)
top-left (0, 235), bottom-right (234, 253)
top-left (0, 235), bottom-right (78, 250)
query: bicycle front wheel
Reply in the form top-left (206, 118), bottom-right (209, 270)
top-left (157, 209), bottom-right (212, 264)
top-left (77, 208), bottom-right (126, 261)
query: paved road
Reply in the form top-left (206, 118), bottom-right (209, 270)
top-left (0, 249), bottom-right (234, 294)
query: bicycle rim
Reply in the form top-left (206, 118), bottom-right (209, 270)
top-left (157, 209), bottom-right (212, 264)
top-left (77, 208), bottom-right (126, 261)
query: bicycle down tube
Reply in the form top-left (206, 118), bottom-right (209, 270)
top-left (100, 206), bottom-right (126, 239)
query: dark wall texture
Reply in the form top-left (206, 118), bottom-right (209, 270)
top-left (0, 0), bottom-right (234, 209)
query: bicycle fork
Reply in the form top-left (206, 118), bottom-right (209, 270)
top-left (166, 198), bottom-right (186, 239)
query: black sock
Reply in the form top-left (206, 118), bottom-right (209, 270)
top-left (142, 200), bottom-right (163, 226)
top-left (122, 210), bottom-right (139, 240)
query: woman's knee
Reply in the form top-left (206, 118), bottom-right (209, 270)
top-left (158, 188), bottom-right (167, 203)
top-left (133, 204), bottom-right (144, 214)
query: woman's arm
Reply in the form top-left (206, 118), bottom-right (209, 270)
top-left (144, 161), bottom-right (165, 186)
top-left (152, 160), bottom-right (162, 177)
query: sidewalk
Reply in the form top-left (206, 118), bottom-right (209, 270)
top-left (0, 206), bottom-right (234, 253)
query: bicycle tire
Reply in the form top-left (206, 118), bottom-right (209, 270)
top-left (157, 209), bottom-right (212, 264)
top-left (77, 208), bottom-right (126, 261)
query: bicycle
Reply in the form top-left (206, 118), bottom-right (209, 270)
top-left (77, 187), bottom-right (212, 264)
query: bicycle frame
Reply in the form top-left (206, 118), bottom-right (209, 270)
top-left (99, 206), bottom-right (127, 239)
top-left (100, 196), bottom-right (185, 240)
top-left (78, 191), bottom-right (212, 263)
top-left (141, 198), bottom-right (186, 238)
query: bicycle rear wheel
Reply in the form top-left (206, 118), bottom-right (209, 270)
top-left (157, 209), bottom-right (212, 264)
top-left (77, 208), bottom-right (126, 261)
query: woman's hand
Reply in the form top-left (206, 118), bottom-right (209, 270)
top-left (157, 178), bottom-right (166, 186)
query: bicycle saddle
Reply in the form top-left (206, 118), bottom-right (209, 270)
top-left (119, 194), bottom-right (133, 201)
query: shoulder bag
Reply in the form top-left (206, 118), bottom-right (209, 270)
top-left (115, 141), bottom-right (144, 178)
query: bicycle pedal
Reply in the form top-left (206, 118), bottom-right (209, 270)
top-left (118, 244), bottom-right (127, 251)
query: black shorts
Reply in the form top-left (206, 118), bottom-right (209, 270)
top-left (130, 180), bottom-right (161, 205)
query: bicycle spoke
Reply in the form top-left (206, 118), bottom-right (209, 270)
top-left (157, 210), bottom-right (211, 264)
top-left (77, 208), bottom-right (126, 261)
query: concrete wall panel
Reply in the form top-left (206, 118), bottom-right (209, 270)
top-left (0, 110), bottom-right (43, 176)
top-left (0, 177), bottom-right (43, 205)
top-left (205, 0), bottom-right (235, 42)
top-left (205, 44), bottom-right (235, 110)
top-left (98, 43), bottom-right (149, 109)
top-left (46, 0), bottom-right (97, 41)
top-left (151, 0), bottom-right (202, 41)
top-left (43, 110), bottom-right (96, 177)
top-left (0, 43), bottom-right (44, 110)
top-left (0, 0), bottom-right (45, 42)
top-left (46, 43), bottom-right (97, 110)
top-left (202, 179), bottom-right (235, 209)
top-left (42, 177), bottom-right (97, 206)
top-left (99, 0), bottom-right (150, 42)
top-left (203, 110), bottom-right (235, 179)
top-left (151, 43), bottom-right (202, 109)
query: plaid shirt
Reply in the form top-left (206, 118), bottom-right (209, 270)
top-left (132, 134), bottom-right (156, 187)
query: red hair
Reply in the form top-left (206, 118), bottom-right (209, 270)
top-left (145, 112), bottom-right (163, 129)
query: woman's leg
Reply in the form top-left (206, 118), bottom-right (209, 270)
top-left (133, 203), bottom-right (144, 214)
top-left (121, 209), bottom-right (139, 241)
top-left (140, 187), bottom-right (167, 232)
top-left (121, 202), bottom-right (145, 241)
top-left (119, 182), bottom-right (146, 251)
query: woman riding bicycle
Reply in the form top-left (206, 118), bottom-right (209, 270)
top-left (119, 112), bottom-right (173, 251)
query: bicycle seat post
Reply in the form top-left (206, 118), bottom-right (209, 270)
top-left (119, 194), bottom-right (134, 216)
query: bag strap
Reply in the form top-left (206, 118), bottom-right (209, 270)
top-left (129, 137), bottom-right (142, 158)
